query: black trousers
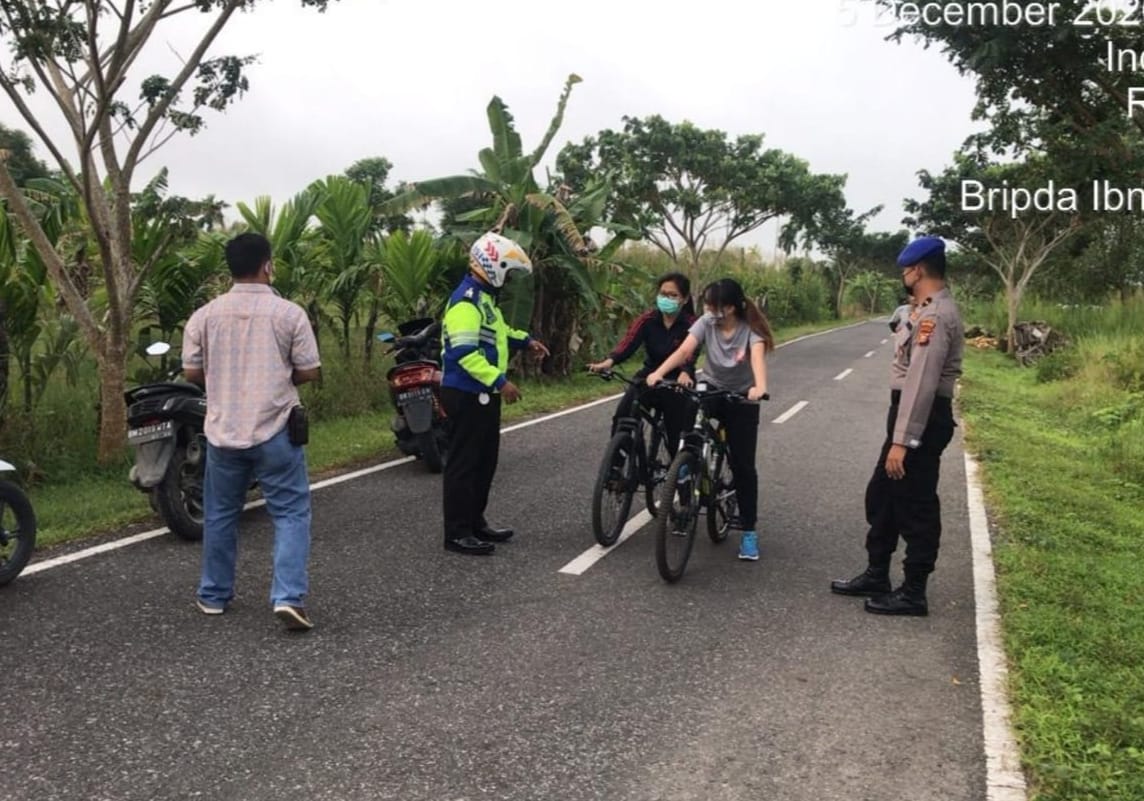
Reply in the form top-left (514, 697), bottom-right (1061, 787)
top-left (612, 381), bottom-right (696, 457)
top-left (864, 394), bottom-right (956, 575)
top-left (706, 397), bottom-right (762, 529)
top-left (441, 387), bottom-right (501, 542)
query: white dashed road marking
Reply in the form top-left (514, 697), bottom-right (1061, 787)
top-left (772, 401), bottom-right (808, 424)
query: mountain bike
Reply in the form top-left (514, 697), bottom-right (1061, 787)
top-left (590, 369), bottom-right (674, 547)
top-left (654, 381), bottom-right (768, 583)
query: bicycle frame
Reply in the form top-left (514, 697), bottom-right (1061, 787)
top-left (596, 370), bottom-right (671, 485)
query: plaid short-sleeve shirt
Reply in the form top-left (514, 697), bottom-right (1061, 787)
top-left (182, 284), bottom-right (320, 449)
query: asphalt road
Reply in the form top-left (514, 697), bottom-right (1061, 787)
top-left (1, 321), bottom-right (985, 801)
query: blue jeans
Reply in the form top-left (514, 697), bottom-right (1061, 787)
top-left (197, 428), bottom-right (312, 609)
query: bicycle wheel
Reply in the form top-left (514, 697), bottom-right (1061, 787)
top-left (655, 450), bottom-right (700, 582)
top-left (706, 449), bottom-right (737, 543)
top-left (0, 480), bottom-right (37, 587)
top-left (643, 422), bottom-right (672, 518)
top-left (591, 430), bottom-right (638, 547)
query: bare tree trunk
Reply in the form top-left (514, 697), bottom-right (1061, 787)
top-left (364, 300), bottom-right (380, 367)
top-left (835, 276), bottom-right (847, 319)
top-left (96, 339), bottom-right (129, 464)
top-left (1006, 282), bottom-right (1021, 355)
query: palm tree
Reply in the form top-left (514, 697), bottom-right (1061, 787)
top-left (235, 188), bottom-right (325, 339)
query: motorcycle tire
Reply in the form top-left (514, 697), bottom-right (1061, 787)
top-left (0, 480), bottom-right (37, 587)
top-left (417, 429), bottom-right (444, 473)
top-left (156, 445), bottom-right (204, 541)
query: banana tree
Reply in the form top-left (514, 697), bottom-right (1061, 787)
top-left (0, 177), bottom-right (87, 416)
top-left (0, 203), bottom-right (47, 416)
top-left (380, 74), bottom-right (628, 375)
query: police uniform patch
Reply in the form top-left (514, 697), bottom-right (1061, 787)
top-left (916, 318), bottom-right (936, 346)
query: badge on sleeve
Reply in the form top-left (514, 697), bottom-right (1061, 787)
top-left (916, 318), bottom-right (936, 346)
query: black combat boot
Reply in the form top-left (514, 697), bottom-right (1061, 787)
top-left (865, 571), bottom-right (928, 616)
top-left (830, 565), bottom-right (892, 597)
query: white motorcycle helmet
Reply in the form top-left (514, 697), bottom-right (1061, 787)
top-left (469, 232), bottom-right (533, 288)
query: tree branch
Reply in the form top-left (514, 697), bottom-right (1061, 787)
top-left (0, 158), bottom-right (102, 350)
top-left (123, 0), bottom-right (241, 185)
top-left (0, 5), bottom-right (85, 137)
top-left (0, 65), bottom-right (84, 196)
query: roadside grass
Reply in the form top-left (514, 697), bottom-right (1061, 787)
top-left (24, 314), bottom-right (861, 550)
top-left (959, 332), bottom-right (1144, 801)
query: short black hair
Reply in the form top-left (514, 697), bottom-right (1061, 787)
top-left (919, 250), bottom-right (946, 279)
top-left (225, 232), bottom-right (272, 278)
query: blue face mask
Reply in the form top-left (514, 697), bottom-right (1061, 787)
top-left (657, 295), bottom-right (682, 315)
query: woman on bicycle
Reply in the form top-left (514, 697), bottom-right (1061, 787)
top-left (587, 272), bottom-right (698, 455)
top-left (646, 278), bottom-right (773, 561)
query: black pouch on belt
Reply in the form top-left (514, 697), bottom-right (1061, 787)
top-left (287, 405), bottom-right (309, 446)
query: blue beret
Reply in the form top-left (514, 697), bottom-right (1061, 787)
top-left (897, 236), bottom-right (945, 268)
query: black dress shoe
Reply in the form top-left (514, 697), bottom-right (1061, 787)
top-left (865, 588), bottom-right (928, 616)
top-left (830, 568), bottom-right (892, 597)
top-left (479, 526), bottom-right (514, 543)
top-left (444, 536), bottom-right (495, 555)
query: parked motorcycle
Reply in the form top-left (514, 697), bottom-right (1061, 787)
top-left (0, 459), bottom-right (36, 586)
top-left (378, 317), bottom-right (449, 473)
top-left (124, 342), bottom-right (207, 541)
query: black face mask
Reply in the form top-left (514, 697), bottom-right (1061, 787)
top-left (901, 268), bottom-right (914, 293)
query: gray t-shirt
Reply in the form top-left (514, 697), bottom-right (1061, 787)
top-left (689, 313), bottom-right (763, 393)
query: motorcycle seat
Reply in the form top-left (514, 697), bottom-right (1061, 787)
top-left (125, 382), bottom-right (204, 404)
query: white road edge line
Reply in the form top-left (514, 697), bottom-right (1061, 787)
top-left (557, 510), bottom-right (653, 576)
top-left (965, 451), bottom-right (1028, 801)
top-left (26, 396), bottom-right (626, 577)
top-left (772, 401), bottom-right (808, 424)
top-left (881, 338), bottom-right (888, 345)
top-left (26, 318), bottom-right (879, 577)
top-left (864, 350), bottom-right (876, 358)
top-left (833, 368), bottom-right (853, 381)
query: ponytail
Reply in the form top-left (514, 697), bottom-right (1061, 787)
top-left (744, 299), bottom-right (775, 353)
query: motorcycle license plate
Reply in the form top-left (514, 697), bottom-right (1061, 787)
top-left (128, 420), bottom-right (174, 445)
top-left (397, 387), bottom-right (434, 403)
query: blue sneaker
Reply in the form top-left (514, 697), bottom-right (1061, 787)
top-left (738, 530), bottom-right (759, 561)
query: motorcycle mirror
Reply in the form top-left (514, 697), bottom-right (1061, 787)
top-left (146, 342), bottom-right (171, 357)
top-left (377, 332), bottom-right (395, 343)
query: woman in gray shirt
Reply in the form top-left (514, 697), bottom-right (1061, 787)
top-left (647, 278), bottom-right (773, 561)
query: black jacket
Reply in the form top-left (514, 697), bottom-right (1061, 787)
top-left (608, 309), bottom-right (697, 379)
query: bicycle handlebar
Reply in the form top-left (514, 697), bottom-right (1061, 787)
top-left (658, 381), bottom-right (768, 404)
top-left (589, 368), bottom-right (768, 402)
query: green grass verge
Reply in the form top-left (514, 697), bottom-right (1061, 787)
top-left (959, 347), bottom-right (1144, 801)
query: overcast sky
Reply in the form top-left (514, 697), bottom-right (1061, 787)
top-left (9, 0), bottom-right (982, 256)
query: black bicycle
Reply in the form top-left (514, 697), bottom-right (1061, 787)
top-left (654, 381), bottom-right (768, 583)
top-left (590, 369), bottom-right (674, 547)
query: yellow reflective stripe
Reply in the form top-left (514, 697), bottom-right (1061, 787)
top-left (458, 349), bottom-right (501, 386)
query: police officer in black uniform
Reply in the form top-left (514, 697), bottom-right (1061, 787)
top-left (831, 236), bottom-right (964, 616)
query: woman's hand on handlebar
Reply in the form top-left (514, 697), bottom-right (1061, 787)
top-left (587, 358), bottom-right (614, 374)
top-left (677, 372), bottom-right (694, 388)
top-left (747, 386), bottom-right (768, 402)
top-left (645, 370), bottom-right (664, 388)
